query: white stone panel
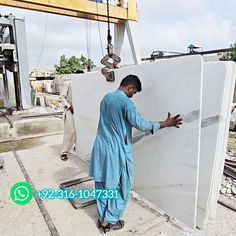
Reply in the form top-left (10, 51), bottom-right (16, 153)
top-left (197, 62), bottom-right (229, 228)
top-left (131, 58), bottom-right (203, 229)
top-left (198, 62), bottom-right (236, 228)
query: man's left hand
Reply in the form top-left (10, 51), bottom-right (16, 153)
top-left (160, 112), bottom-right (182, 128)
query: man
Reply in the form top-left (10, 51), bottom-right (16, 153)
top-left (89, 74), bottom-right (182, 233)
top-left (60, 80), bottom-right (76, 161)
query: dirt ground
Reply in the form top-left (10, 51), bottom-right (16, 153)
top-left (205, 202), bottom-right (236, 236)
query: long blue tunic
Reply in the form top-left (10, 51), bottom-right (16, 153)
top-left (89, 90), bottom-right (160, 189)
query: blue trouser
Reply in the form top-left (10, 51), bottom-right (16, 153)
top-left (95, 173), bottom-right (131, 224)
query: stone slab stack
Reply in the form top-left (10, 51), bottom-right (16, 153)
top-left (70, 56), bottom-right (236, 229)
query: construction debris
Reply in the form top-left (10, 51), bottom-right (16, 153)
top-left (220, 131), bottom-right (236, 202)
top-left (220, 176), bottom-right (236, 201)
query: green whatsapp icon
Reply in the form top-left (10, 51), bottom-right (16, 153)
top-left (10, 182), bottom-right (33, 205)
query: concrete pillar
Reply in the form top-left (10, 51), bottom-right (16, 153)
top-left (114, 23), bottom-right (125, 57)
top-left (125, 20), bottom-right (141, 64)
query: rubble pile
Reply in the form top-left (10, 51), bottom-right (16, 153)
top-left (30, 80), bottom-right (53, 93)
top-left (44, 94), bottom-right (64, 111)
top-left (220, 131), bottom-right (236, 201)
top-left (220, 176), bottom-right (236, 201)
top-left (30, 77), bottom-right (67, 111)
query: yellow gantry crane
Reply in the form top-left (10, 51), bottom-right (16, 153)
top-left (0, 0), bottom-right (138, 23)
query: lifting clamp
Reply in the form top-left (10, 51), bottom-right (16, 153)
top-left (101, 0), bottom-right (121, 82)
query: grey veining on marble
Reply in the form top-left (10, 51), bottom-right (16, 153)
top-left (71, 55), bottom-right (203, 228)
top-left (182, 109), bottom-right (200, 123)
top-left (201, 115), bottom-right (220, 128)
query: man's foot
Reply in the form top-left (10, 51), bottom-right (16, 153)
top-left (60, 153), bottom-right (68, 161)
top-left (97, 219), bottom-right (125, 233)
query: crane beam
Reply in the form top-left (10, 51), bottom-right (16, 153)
top-left (0, 0), bottom-right (139, 24)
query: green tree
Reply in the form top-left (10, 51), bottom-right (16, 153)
top-left (79, 55), bottom-right (95, 69)
top-left (220, 44), bottom-right (236, 62)
top-left (54, 55), bottom-right (95, 74)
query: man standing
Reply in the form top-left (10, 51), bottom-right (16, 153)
top-left (60, 80), bottom-right (76, 161)
top-left (89, 74), bottom-right (182, 233)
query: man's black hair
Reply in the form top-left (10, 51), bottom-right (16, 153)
top-left (120, 74), bottom-right (142, 92)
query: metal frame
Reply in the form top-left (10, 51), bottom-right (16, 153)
top-left (60, 176), bottom-right (96, 209)
top-left (0, 16), bottom-right (22, 109)
top-left (0, 15), bottom-right (31, 110)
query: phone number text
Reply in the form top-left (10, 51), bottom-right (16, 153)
top-left (35, 189), bottom-right (120, 200)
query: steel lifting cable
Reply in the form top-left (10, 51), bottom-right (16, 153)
top-left (36, 13), bottom-right (48, 68)
top-left (106, 0), bottom-right (112, 49)
top-left (95, 2), bottom-right (104, 57)
top-left (85, 19), bottom-right (92, 71)
top-left (36, 0), bottom-right (51, 68)
top-left (86, 20), bottom-right (91, 61)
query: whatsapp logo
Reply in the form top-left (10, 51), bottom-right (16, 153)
top-left (10, 182), bottom-right (33, 205)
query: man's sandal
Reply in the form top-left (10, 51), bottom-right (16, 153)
top-left (98, 219), bottom-right (125, 233)
top-left (60, 153), bottom-right (68, 161)
top-left (110, 220), bottom-right (125, 230)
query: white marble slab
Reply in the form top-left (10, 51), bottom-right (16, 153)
top-left (196, 62), bottom-right (231, 228)
top-left (203, 62), bottom-right (236, 226)
top-left (71, 55), bottom-right (203, 228)
top-left (196, 61), bottom-right (236, 228)
top-left (131, 58), bottom-right (203, 229)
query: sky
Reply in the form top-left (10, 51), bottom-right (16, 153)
top-left (1, 0), bottom-right (236, 70)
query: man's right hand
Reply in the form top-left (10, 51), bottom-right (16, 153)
top-left (160, 112), bottom-right (182, 128)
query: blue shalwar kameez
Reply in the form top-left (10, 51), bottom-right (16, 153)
top-left (89, 90), bottom-right (160, 224)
